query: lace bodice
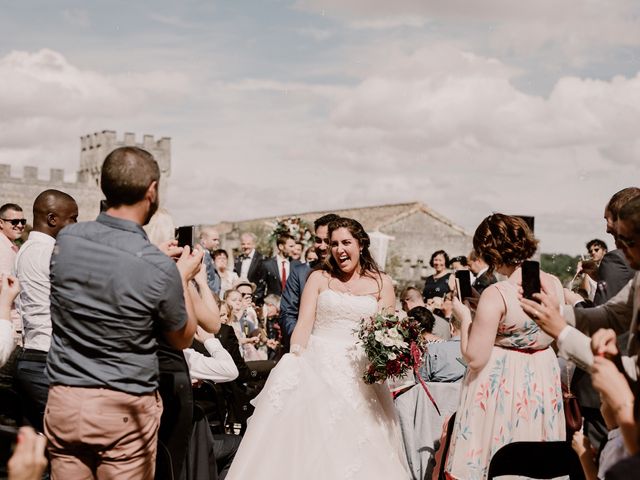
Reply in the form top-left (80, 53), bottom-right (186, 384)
top-left (312, 289), bottom-right (378, 339)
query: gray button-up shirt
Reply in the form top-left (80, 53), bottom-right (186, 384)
top-left (47, 213), bottom-right (187, 395)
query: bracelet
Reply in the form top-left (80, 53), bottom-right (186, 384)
top-left (290, 344), bottom-right (303, 355)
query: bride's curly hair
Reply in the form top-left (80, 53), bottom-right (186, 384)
top-left (322, 217), bottom-right (382, 282)
top-left (473, 214), bottom-right (538, 272)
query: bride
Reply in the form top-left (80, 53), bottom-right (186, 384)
top-left (226, 217), bottom-right (409, 479)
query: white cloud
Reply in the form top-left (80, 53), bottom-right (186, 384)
top-left (295, 0), bottom-right (640, 58)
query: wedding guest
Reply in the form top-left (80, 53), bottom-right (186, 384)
top-left (14, 190), bottom-right (78, 432)
top-left (422, 250), bottom-right (452, 301)
top-left (199, 227), bottom-right (222, 295)
top-left (279, 214), bottom-right (340, 342)
top-left (419, 313), bottom-right (465, 383)
top-left (213, 249), bottom-right (238, 298)
top-left (0, 203), bottom-right (25, 351)
top-left (468, 249), bottom-right (497, 295)
top-left (291, 241), bottom-right (303, 262)
top-left (572, 396), bottom-right (629, 480)
top-left (304, 248), bottom-right (318, 263)
top-left (224, 289), bottom-right (262, 360)
top-left (448, 256), bottom-right (468, 271)
top-left (263, 233), bottom-right (297, 296)
top-left (400, 286), bottom-right (450, 340)
top-left (262, 294), bottom-right (282, 360)
top-left (44, 146), bottom-right (203, 479)
top-left (446, 214), bottom-right (565, 479)
top-left (233, 232), bottom-right (266, 304)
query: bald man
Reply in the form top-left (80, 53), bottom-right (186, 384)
top-left (14, 189), bottom-right (78, 431)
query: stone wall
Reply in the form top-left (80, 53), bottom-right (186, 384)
top-left (0, 131), bottom-right (171, 224)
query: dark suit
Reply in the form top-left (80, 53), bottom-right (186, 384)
top-left (473, 270), bottom-right (497, 295)
top-left (593, 249), bottom-right (634, 305)
top-left (572, 248), bottom-right (634, 450)
top-left (262, 257), bottom-right (300, 297)
top-left (279, 261), bottom-right (314, 339)
top-left (233, 251), bottom-right (266, 304)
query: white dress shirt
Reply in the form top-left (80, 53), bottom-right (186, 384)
top-left (183, 337), bottom-right (239, 383)
top-left (240, 249), bottom-right (255, 279)
top-left (14, 231), bottom-right (56, 352)
top-left (276, 254), bottom-right (290, 282)
top-left (0, 318), bottom-right (13, 366)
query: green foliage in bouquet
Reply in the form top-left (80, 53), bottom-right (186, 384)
top-left (357, 312), bottom-right (425, 384)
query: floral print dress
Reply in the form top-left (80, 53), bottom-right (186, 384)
top-left (445, 280), bottom-right (565, 480)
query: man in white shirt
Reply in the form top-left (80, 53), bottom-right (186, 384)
top-left (14, 190), bottom-right (78, 431)
top-left (233, 232), bottom-right (266, 304)
top-left (0, 203), bottom-right (26, 348)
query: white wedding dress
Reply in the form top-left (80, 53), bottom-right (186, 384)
top-left (226, 289), bottom-right (410, 480)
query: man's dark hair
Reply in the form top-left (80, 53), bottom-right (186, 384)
top-left (276, 233), bottom-right (293, 248)
top-left (407, 306), bottom-right (435, 334)
top-left (100, 147), bottom-right (160, 207)
top-left (585, 239), bottom-right (607, 252)
top-left (314, 213), bottom-right (340, 231)
top-left (212, 249), bottom-right (228, 259)
top-left (0, 203), bottom-right (23, 217)
top-left (448, 256), bottom-right (468, 268)
top-left (619, 197), bottom-right (640, 236)
top-left (606, 187), bottom-right (640, 220)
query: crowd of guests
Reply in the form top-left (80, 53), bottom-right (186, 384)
top-left (0, 145), bottom-right (639, 480)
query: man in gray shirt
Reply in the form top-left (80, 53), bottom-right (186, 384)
top-left (44, 147), bottom-right (203, 480)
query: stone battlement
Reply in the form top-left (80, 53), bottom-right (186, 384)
top-left (80, 130), bottom-right (170, 152)
top-left (0, 165), bottom-right (73, 184)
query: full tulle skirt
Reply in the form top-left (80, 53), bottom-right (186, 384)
top-left (226, 331), bottom-right (410, 480)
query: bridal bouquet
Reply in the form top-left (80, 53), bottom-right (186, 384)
top-left (358, 312), bottom-right (441, 414)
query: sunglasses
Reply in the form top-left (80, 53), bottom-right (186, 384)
top-left (1, 218), bottom-right (26, 226)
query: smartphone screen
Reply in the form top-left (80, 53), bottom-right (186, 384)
top-left (455, 270), bottom-right (472, 300)
top-left (522, 260), bottom-right (541, 300)
top-left (175, 226), bottom-right (194, 249)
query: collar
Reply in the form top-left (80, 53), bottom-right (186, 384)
top-left (276, 254), bottom-right (289, 264)
top-left (26, 231), bottom-right (55, 245)
top-left (96, 212), bottom-right (149, 240)
top-left (0, 232), bottom-right (15, 249)
top-left (242, 249), bottom-right (255, 260)
top-left (476, 267), bottom-right (489, 277)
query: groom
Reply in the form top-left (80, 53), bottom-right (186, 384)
top-left (279, 213), bottom-right (340, 350)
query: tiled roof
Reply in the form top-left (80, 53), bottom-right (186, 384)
top-left (211, 201), bottom-right (469, 236)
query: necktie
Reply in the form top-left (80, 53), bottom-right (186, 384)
top-left (281, 260), bottom-right (287, 291)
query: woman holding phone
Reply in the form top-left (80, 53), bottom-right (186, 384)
top-left (445, 214), bottom-right (565, 480)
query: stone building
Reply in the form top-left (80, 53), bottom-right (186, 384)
top-left (204, 201), bottom-right (472, 286)
top-left (0, 130), bottom-right (171, 225)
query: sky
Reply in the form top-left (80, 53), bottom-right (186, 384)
top-left (0, 0), bottom-right (639, 254)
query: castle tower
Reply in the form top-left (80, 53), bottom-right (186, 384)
top-left (78, 130), bottom-right (171, 204)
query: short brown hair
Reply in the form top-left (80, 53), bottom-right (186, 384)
top-left (101, 147), bottom-right (159, 207)
top-left (473, 214), bottom-right (538, 270)
top-left (606, 187), bottom-right (640, 221)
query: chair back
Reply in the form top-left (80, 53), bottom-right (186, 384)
top-left (487, 441), bottom-right (585, 479)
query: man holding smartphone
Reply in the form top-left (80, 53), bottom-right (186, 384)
top-left (44, 147), bottom-right (203, 479)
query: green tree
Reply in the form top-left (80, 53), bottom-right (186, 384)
top-left (540, 253), bottom-right (581, 285)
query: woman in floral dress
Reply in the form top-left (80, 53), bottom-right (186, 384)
top-left (445, 214), bottom-right (565, 480)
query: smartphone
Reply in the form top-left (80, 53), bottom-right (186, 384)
top-left (522, 260), bottom-right (541, 300)
top-left (455, 270), bottom-right (472, 301)
top-left (175, 226), bottom-right (194, 249)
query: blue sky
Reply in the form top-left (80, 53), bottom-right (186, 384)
top-left (1, 1), bottom-right (639, 253)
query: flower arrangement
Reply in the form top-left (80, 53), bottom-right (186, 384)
top-left (358, 312), bottom-right (441, 414)
top-left (268, 216), bottom-right (313, 248)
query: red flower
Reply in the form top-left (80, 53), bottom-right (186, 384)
top-left (386, 359), bottom-right (402, 376)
